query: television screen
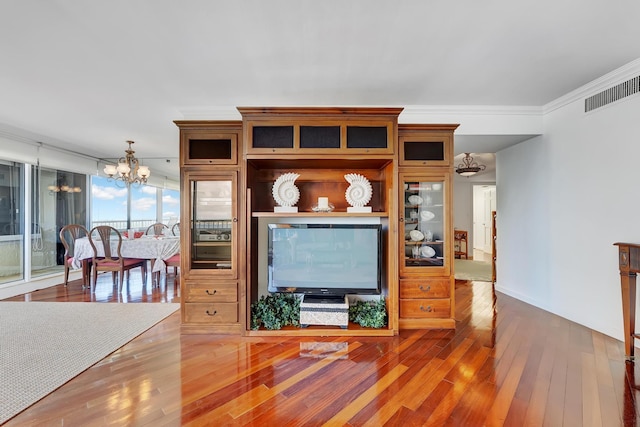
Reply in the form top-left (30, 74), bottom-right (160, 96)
top-left (267, 223), bottom-right (382, 296)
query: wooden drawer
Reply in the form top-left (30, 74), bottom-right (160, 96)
top-left (184, 281), bottom-right (238, 303)
top-left (183, 302), bottom-right (238, 324)
top-left (399, 299), bottom-right (451, 318)
top-left (399, 278), bottom-right (451, 299)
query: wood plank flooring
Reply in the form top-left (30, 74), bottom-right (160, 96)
top-left (2, 271), bottom-right (639, 426)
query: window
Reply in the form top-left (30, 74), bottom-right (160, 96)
top-left (91, 175), bottom-right (128, 229)
top-left (162, 188), bottom-right (180, 230)
top-left (91, 175), bottom-right (180, 231)
top-left (0, 162), bottom-right (24, 284)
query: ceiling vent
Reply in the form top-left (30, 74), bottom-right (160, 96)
top-left (585, 75), bottom-right (640, 112)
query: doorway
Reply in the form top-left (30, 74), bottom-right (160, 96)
top-left (472, 185), bottom-right (496, 261)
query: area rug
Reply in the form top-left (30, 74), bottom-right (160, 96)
top-left (0, 302), bottom-right (179, 424)
top-left (454, 259), bottom-right (492, 282)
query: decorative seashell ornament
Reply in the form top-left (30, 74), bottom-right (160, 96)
top-left (344, 173), bottom-right (373, 213)
top-left (272, 173), bottom-right (300, 211)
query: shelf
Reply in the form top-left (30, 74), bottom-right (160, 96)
top-left (191, 261), bottom-right (232, 268)
top-left (192, 241), bottom-right (232, 246)
top-left (405, 240), bottom-right (443, 245)
top-left (405, 258), bottom-right (444, 267)
top-left (405, 205), bottom-right (443, 209)
top-left (252, 211), bottom-right (388, 218)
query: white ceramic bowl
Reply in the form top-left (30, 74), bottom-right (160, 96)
top-left (408, 195), bottom-right (423, 205)
top-left (420, 210), bottom-right (435, 221)
top-left (420, 246), bottom-right (436, 257)
top-left (409, 230), bottom-right (424, 241)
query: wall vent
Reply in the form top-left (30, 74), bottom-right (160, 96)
top-left (585, 75), bottom-right (640, 112)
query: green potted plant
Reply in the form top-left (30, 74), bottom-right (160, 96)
top-left (250, 293), bottom-right (301, 330)
top-left (349, 298), bottom-right (387, 328)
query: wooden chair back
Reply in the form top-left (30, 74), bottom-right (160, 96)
top-left (59, 224), bottom-right (90, 286)
top-left (146, 222), bottom-right (168, 236)
top-left (88, 225), bottom-right (147, 289)
top-left (89, 225), bottom-right (122, 262)
top-left (171, 222), bottom-right (180, 236)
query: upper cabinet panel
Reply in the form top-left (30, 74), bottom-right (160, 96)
top-left (398, 124), bottom-right (459, 167)
top-left (176, 121), bottom-right (242, 166)
top-left (238, 107), bottom-right (403, 155)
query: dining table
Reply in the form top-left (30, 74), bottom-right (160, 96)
top-left (72, 235), bottom-right (180, 273)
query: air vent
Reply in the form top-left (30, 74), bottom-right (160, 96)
top-left (585, 75), bottom-right (640, 112)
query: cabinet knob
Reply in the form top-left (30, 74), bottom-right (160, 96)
top-left (419, 285), bottom-right (431, 292)
top-left (420, 305), bottom-right (433, 312)
top-left (399, 218), bottom-right (404, 222)
top-left (233, 218), bottom-right (238, 223)
top-left (206, 289), bottom-right (217, 295)
top-left (206, 310), bottom-right (217, 316)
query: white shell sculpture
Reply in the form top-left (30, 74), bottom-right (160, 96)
top-left (272, 173), bottom-right (301, 207)
top-left (344, 173), bottom-right (373, 207)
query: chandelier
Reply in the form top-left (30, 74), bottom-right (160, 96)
top-left (103, 140), bottom-right (150, 186)
top-left (455, 153), bottom-right (486, 177)
top-left (48, 184), bottom-right (81, 194)
top-left (47, 174), bottom-right (82, 194)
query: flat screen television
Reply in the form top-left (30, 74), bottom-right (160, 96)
top-left (267, 223), bottom-right (383, 296)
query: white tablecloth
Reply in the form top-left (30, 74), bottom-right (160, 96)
top-left (72, 236), bottom-right (180, 272)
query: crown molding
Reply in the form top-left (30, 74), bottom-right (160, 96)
top-left (543, 58), bottom-right (640, 114)
top-left (399, 105), bottom-right (542, 121)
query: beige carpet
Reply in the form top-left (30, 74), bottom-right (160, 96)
top-left (0, 301), bottom-right (179, 424)
top-left (454, 259), bottom-right (492, 282)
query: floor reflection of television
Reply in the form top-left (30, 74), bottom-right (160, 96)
top-left (267, 223), bottom-right (382, 296)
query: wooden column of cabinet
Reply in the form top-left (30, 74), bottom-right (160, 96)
top-left (397, 124), bottom-right (459, 330)
top-left (175, 121), bottom-right (245, 334)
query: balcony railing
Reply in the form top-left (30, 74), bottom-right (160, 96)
top-left (90, 219), bottom-right (159, 231)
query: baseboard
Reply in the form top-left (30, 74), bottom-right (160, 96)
top-left (0, 270), bottom-right (79, 300)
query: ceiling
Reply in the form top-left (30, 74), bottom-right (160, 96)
top-left (1, 1), bottom-right (638, 181)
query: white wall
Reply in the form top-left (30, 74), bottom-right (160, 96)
top-left (497, 91), bottom-right (640, 341)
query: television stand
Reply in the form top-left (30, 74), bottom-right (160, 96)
top-left (300, 294), bottom-right (349, 329)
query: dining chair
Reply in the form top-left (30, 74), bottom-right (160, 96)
top-left (164, 253), bottom-right (180, 286)
top-left (149, 222), bottom-right (180, 286)
top-left (145, 222), bottom-right (168, 236)
top-left (59, 224), bottom-right (91, 287)
top-left (88, 225), bottom-right (147, 290)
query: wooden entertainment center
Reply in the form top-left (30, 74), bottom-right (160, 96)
top-left (176, 107), bottom-right (458, 336)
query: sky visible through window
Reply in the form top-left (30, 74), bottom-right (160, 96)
top-left (91, 176), bottom-right (179, 223)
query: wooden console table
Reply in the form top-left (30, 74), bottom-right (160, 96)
top-left (614, 242), bottom-right (640, 360)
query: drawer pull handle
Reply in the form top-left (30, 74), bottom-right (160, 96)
top-left (420, 305), bottom-right (433, 312)
top-left (206, 289), bottom-right (217, 295)
top-left (206, 310), bottom-right (217, 316)
top-left (419, 285), bottom-right (431, 292)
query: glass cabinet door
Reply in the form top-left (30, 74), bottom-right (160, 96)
top-left (400, 176), bottom-right (448, 273)
top-left (189, 175), bottom-right (237, 274)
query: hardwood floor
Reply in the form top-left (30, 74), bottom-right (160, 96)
top-left (2, 272), bottom-right (639, 426)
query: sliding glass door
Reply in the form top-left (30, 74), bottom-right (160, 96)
top-left (0, 161), bottom-right (24, 284)
top-left (31, 166), bottom-right (88, 279)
